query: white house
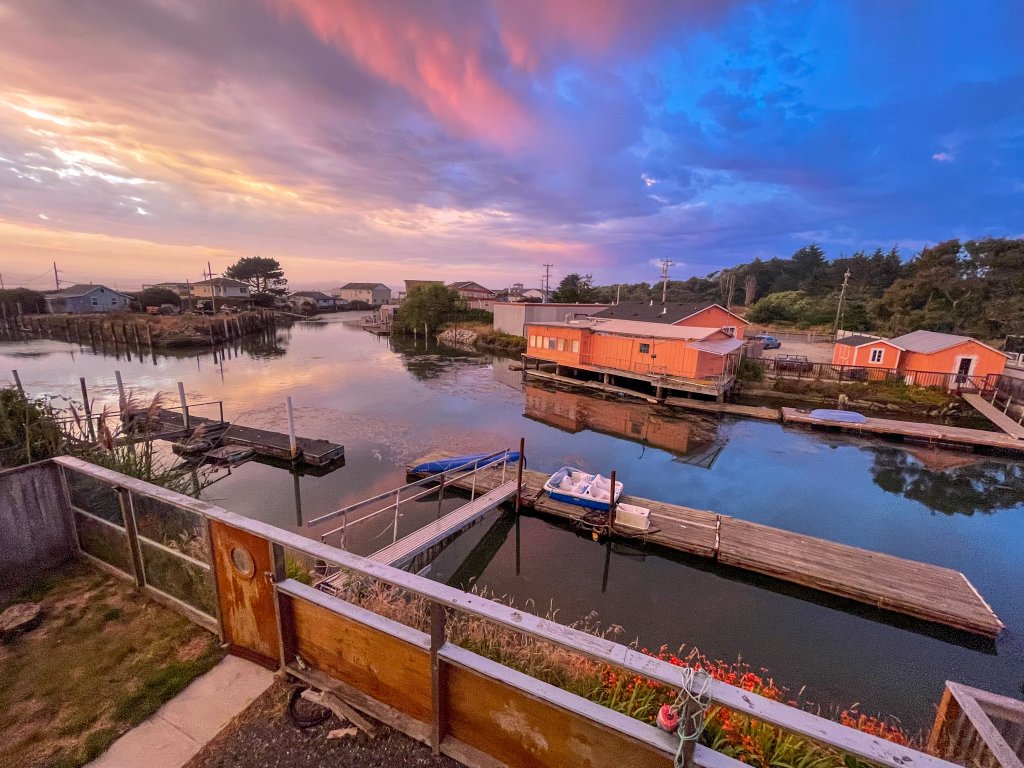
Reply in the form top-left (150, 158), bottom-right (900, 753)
top-left (334, 282), bottom-right (391, 306)
top-left (193, 278), bottom-right (250, 299)
top-left (288, 291), bottom-right (337, 311)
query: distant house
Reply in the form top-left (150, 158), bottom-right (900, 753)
top-left (45, 284), bottom-right (132, 314)
top-left (193, 278), bottom-right (250, 299)
top-left (288, 291), bottom-right (336, 311)
top-left (832, 330), bottom-right (1007, 386)
top-left (492, 302), bottom-right (609, 336)
top-left (335, 282), bottom-right (391, 306)
top-left (593, 301), bottom-right (748, 339)
top-left (448, 281), bottom-right (496, 301)
top-left (518, 288), bottom-right (545, 301)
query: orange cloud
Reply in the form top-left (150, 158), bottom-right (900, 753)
top-left (272, 0), bottom-right (535, 150)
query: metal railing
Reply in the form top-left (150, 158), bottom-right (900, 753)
top-left (747, 358), bottom-right (994, 391)
top-left (43, 455), bottom-right (982, 768)
top-left (309, 449), bottom-right (517, 547)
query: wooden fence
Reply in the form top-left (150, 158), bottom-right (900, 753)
top-left (929, 683), bottom-right (1024, 768)
top-left (10, 454), bottom-right (1016, 768)
top-left (746, 357), bottom-right (995, 392)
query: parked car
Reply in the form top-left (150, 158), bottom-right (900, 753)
top-left (774, 354), bottom-right (815, 373)
top-left (749, 334), bottom-right (782, 349)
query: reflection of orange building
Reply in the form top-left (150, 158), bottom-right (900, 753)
top-left (524, 318), bottom-right (743, 398)
top-left (524, 384), bottom-right (716, 458)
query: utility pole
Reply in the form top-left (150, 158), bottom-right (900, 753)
top-left (0, 272), bottom-right (5, 290)
top-left (542, 264), bottom-right (553, 303)
top-left (205, 261), bottom-right (217, 313)
top-left (659, 258), bottom-right (674, 305)
top-left (832, 268), bottom-right (851, 339)
top-left (53, 261), bottom-right (60, 290)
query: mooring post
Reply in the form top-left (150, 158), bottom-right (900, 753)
top-left (114, 370), bottom-right (126, 410)
top-left (514, 437), bottom-right (525, 515)
top-left (436, 475), bottom-right (446, 519)
top-left (286, 396), bottom-right (297, 459)
top-left (79, 377), bottom-right (95, 440)
top-left (430, 601), bottom-right (448, 754)
top-left (177, 381), bottom-right (190, 431)
top-left (11, 369), bottom-right (24, 395)
top-left (606, 469), bottom-right (617, 533)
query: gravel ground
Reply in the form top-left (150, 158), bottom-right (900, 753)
top-left (761, 339), bottom-right (835, 363)
top-left (186, 679), bottom-right (462, 768)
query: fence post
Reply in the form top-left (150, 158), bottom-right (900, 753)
top-left (118, 488), bottom-right (145, 589)
top-left (436, 475), bottom-right (446, 519)
top-left (430, 602), bottom-right (448, 754)
top-left (268, 542), bottom-right (289, 669)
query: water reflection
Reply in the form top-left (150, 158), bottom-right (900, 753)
top-left (524, 383), bottom-right (726, 467)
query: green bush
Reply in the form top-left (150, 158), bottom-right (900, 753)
top-left (0, 387), bottom-right (62, 466)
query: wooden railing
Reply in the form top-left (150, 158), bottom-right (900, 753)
top-left (929, 682), bottom-right (1024, 768)
top-left (748, 358), bottom-right (992, 392)
top-left (42, 455), bottom-right (989, 768)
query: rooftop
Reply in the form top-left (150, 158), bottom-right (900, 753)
top-left (339, 282), bottom-right (389, 290)
top-left (888, 329), bottom-right (979, 354)
top-left (47, 283), bottom-right (129, 299)
top-left (835, 334), bottom-right (887, 347)
top-left (195, 277), bottom-right (248, 287)
top-left (592, 300), bottom-right (718, 324)
top-left (527, 318), bottom-right (721, 340)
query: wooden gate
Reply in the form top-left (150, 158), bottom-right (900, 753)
top-left (209, 520), bottom-right (280, 667)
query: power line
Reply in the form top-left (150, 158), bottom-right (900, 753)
top-left (659, 258), bottom-right (675, 305)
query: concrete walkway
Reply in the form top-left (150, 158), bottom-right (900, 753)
top-left (89, 655), bottom-right (274, 768)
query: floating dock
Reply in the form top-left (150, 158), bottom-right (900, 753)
top-left (960, 394), bottom-right (1024, 440)
top-left (408, 449), bottom-right (1004, 638)
top-left (152, 409), bottom-right (344, 467)
top-left (781, 407), bottom-right (1024, 454)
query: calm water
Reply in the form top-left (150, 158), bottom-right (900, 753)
top-left (3, 317), bottom-right (1022, 728)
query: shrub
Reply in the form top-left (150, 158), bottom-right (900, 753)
top-left (0, 387), bottom-right (63, 466)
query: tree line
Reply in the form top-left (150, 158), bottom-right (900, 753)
top-left (553, 237), bottom-right (1024, 341)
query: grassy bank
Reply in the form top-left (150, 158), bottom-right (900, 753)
top-left (327, 578), bottom-right (916, 768)
top-left (0, 560), bottom-right (224, 768)
top-left (475, 329), bottom-right (527, 353)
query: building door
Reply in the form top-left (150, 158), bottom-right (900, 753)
top-left (953, 357), bottom-right (974, 389)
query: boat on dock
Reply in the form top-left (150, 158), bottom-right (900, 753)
top-left (543, 467), bottom-right (623, 511)
top-left (410, 451), bottom-right (519, 474)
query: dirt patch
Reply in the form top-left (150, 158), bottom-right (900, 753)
top-left (0, 559), bottom-right (224, 768)
top-left (186, 679), bottom-right (461, 768)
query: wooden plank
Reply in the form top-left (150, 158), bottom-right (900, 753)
top-left (208, 519), bottom-right (281, 667)
top-left (781, 407), bottom-right (1024, 454)
top-left (283, 592), bottom-right (433, 723)
top-left (717, 517), bottom-right (1003, 637)
top-left (962, 394), bottom-right (1024, 440)
top-left (443, 645), bottom-right (672, 767)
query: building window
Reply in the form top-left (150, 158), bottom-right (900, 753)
top-left (556, 338), bottom-right (565, 352)
top-left (111, 298), bottom-right (117, 305)
top-left (639, 343), bottom-right (650, 354)
top-left (870, 348), bottom-right (884, 364)
top-left (722, 326), bottom-right (736, 337)
top-left (571, 340), bottom-right (580, 353)
top-left (547, 337), bottom-right (557, 350)
top-left (529, 335), bottom-right (537, 347)
top-left (91, 297), bottom-right (99, 306)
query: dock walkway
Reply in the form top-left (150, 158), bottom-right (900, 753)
top-left (781, 407), bottom-right (1024, 454)
top-left (407, 450), bottom-right (1003, 638)
top-left (961, 394), bottom-right (1024, 440)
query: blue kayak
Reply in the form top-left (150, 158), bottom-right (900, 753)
top-left (411, 452), bottom-right (521, 474)
top-left (809, 409), bottom-right (867, 424)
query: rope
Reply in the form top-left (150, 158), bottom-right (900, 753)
top-left (660, 667), bottom-right (713, 768)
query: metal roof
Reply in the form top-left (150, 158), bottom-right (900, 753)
top-left (47, 284), bottom-right (130, 299)
top-left (528, 318), bottom-right (720, 340)
top-left (835, 334), bottom-right (892, 347)
top-left (195, 277), bottom-right (248, 287)
top-left (593, 301), bottom-right (713, 324)
top-left (339, 282), bottom-right (389, 290)
top-left (888, 329), bottom-right (977, 354)
top-left (686, 337), bottom-right (745, 355)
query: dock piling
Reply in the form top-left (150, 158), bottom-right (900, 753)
top-left (11, 369), bottom-right (24, 394)
top-left (177, 382), bottom-right (190, 431)
top-left (114, 370), bottom-right (126, 408)
top-left (79, 377), bottom-right (95, 440)
top-left (286, 396), bottom-right (297, 459)
top-left (607, 469), bottom-right (617, 533)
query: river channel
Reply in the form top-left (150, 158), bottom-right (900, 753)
top-left (3, 315), bottom-right (1022, 729)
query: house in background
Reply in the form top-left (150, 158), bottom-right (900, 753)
top-left (142, 281), bottom-right (193, 299)
top-left (448, 281), bottom-right (495, 301)
top-left (524, 317), bottom-right (743, 398)
top-left (592, 301), bottom-right (748, 339)
top-left (193, 277), bottom-right (250, 299)
top-left (493, 302), bottom-right (608, 336)
top-left (335, 282), bottom-right (391, 306)
top-left (832, 329), bottom-right (1007, 386)
top-left (403, 279), bottom-right (445, 298)
top-left (45, 284), bottom-right (132, 314)
top-left (288, 291), bottom-right (337, 311)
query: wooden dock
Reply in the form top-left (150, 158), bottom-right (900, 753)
top-left (781, 408), bottom-right (1024, 454)
top-left (407, 450), bottom-right (1004, 638)
top-left (152, 409), bottom-right (344, 467)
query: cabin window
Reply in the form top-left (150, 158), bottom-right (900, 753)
top-left (722, 326), bottom-right (736, 337)
top-left (639, 343), bottom-right (650, 354)
top-left (556, 338), bottom-right (566, 352)
top-left (91, 297), bottom-right (99, 306)
top-left (870, 348), bottom-right (884, 363)
top-left (547, 337), bottom-right (557, 350)
top-left (571, 340), bottom-right (580, 353)
top-left (111, 298), bottom-right (117, 305)
top-left (529, 335), bottom-right (536, 347)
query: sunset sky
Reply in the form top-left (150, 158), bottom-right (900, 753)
top-left (1, 0), bottom-right (1022, 292)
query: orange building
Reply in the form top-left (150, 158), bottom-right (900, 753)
top-left (832, 330), bottom-right (1006, 386)
top-left (524, 318), bottom-right (743, 397)
top-left (591, 301), bottom-right (748, 339)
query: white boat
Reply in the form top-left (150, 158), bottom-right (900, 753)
top-left (543, 467), bottom-right (623, 511)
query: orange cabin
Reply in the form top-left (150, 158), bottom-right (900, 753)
top-left (673, 304), bottom-right (747, 339)
top-left (832, 330), bottom-right (1006, 383)
top-left (525, 319), bottom-right (743, 381)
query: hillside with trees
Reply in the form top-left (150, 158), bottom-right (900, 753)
top-left (587, 238), bottom-right (1024, 342)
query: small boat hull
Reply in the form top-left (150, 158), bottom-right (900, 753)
top-left (809, 409), bottom-right (867, 424)
top-left (411, 452), bottom-right (520, 474)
